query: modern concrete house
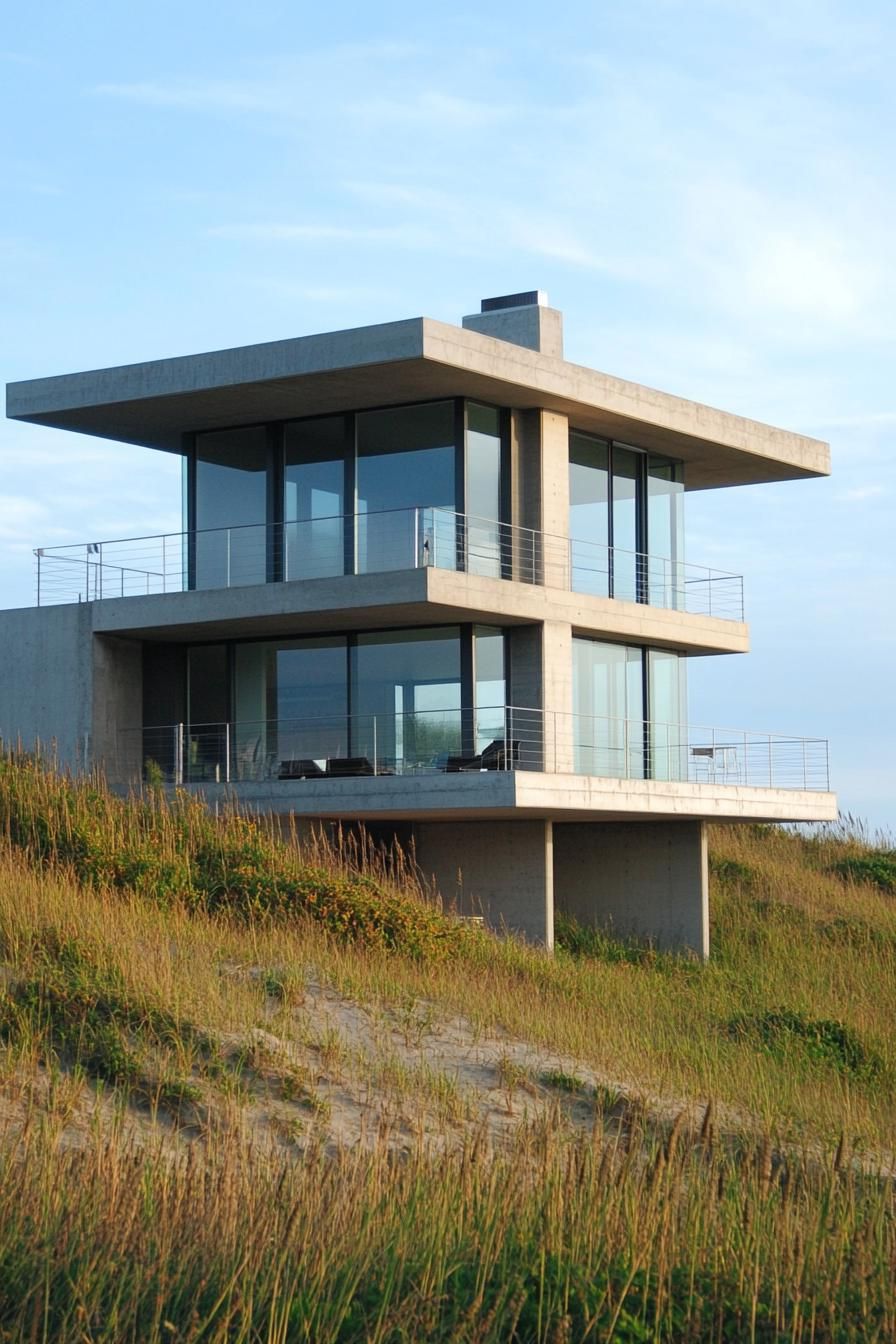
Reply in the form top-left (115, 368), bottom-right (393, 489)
top-left (2, 291), bottom-right (836, 954)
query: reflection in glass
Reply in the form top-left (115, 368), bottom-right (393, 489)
top-left (233, 637), bottom-right (348, 777)
top-left (474, 626), bottom-right (506, 751)
top-left (284, 417), bottom-right (346, 580)
top-left (572, 638), bottom-right (644, 778)
top-left (648, 649), bottom-right (687, 781)
top-left (569, 431), bottom-right (610, 596)
top-left (352, 627), bottom-right (462, 771)
top-left (194, 428), bottom-right (268, 589)
top-left (466, 403), bottom-right (503, 577)
top-left (356, 403), bottom-right (456, 574)
top-left (611, 445), bottom-right (641, 601)
top-left (186, 644), bottom-right (228, 780)
top-left (647, 457), bottom-right (684, 609)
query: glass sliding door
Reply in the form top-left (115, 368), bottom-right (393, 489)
top-left (233, 637), bottom-right (348, 777)
top-left (186, 644), bottom-right (229, 779)
top-left (465, 403), bottom-right (503, 577)
top-left (611, 445), bottom-right (641, 601)
top-left (356, 402), bottom-right (457, 575)
top-left (283, 416), bottom-right (347, 581)
top-left (351, 627), bottom-right (462, 772)
top-left (569, 431), bottom-right (610, 595)
top-left (194, 428), bottom-right (268, 589)
top-left (647, 457), bottom-right (684, 609)
top-left (572, 638), bottom-right (644, 778)
top-left (647, 649), bottom-right (687, 780)
top-left (473, 626), bottom-right (506, 752)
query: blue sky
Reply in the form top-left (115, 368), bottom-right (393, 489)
top-left (2, 0), bottom-right (893, 827)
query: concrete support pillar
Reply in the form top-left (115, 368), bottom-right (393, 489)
top-left (510, 407), bottom-right (569, 587)
top-left (414, 819), bottom-right (554, 947)
top-left (553, 820), bottom-right (709, 957)
top-left (541, 620), bottom-right (573, 773)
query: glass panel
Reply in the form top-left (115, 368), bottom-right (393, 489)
top-left (569, 431), bottom-right (610, 596)
top-left (194, 428), bottom-right (268, 589)
top-left (647, 457), bottom-right (684, 609)
top-left (186, 645), bottom-right (228, 781)
top-left (233, 637), bottom-right (348, 778)
top-left (352, 627), bottom-right (461, 772)
top-left (284, 417), bottom-right (346, 581)
top-left (356, 402), bottom-right (456, 574)
top-left (648, 650), bottom-right (687, 781)
top-left (466, 403), bottom-right (503, 578)
top-left (572, 638), bottom-right (644, 778)
top-left (474, 626), bottom-right (506, 752)
top-left (611, 445), bottom-right (641, 602)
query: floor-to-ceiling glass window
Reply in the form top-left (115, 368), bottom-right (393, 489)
top-left (283, 416), bottom-right (347, 581)
top-left (572, 637), bottom-right (688, 779)
top-left (351, 627), bottom-right (462, 771)
top-left (568, 433), bottom-right (685, 607)
top-left (473, 626), bottom-right (506, 751)
top-left (465, 403), bottom-right (504, 578)
top-left (194, 428), bottom-right (268, 589)
top-left (647, 649), bottom-right (687, 781)
top-left (573, 638), bottom-right (644, 778)
top-left (356, 402), bottom-right (457, 574)
top-left (569, 431), bottom-right (610, 595)
top-left (186, 644), bottom-right (229, 778)
top-left (646, 457), bottom-right (684, 609)
top-left (233, 637), bottom-right (348, 776)
top-left (611, 445), bottom-right (641, 602)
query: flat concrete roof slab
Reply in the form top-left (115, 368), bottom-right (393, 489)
top-left (7, 317), bottom-right (830, 491)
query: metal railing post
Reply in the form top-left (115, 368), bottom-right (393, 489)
top-left (224, 721), bottom-right (231, 784)
top-left (226, 529), bottom-right (231, 588)
top-left (413, 507), bottom-right (420, 568)
top-left (36, 551), bottom-right (41, 607)
top-left (373, 716), bottom-right (378, 776)
top-left (174, 723), bottom-right (184, 786)
top-left (162, 533), bottom-right (167, 593)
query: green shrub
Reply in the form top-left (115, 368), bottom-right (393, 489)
top-left (727, 1008), bottom-right (883, 1082)
top-left (830, 854), bottom-right (896, 893)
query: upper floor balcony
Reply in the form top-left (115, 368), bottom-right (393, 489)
top-left (34, 507), bottom-right (744, 621)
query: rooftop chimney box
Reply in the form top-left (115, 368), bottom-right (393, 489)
top-left (462, 290), bottom-right (563, 358)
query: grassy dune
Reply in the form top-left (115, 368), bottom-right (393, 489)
top-left (0, 754), bottom-right (894, 1340)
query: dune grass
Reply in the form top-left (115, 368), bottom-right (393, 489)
top-left (0, 755), bottom-right (894, 1338)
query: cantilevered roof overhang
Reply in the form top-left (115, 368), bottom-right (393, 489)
top-left (6, 316), bottom-right (830, 491)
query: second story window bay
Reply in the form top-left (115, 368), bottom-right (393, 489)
top-left (569, 431), bottom-right (684, 605)
top-left (187, 399), bottom-right (506, 590)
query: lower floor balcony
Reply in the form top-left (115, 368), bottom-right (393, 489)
top-left (119, 707), bottom-right (830, 793)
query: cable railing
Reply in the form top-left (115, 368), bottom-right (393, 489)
top-left (35, 507), bottom-right (744, 620)
top-left (117, 707), bottom-right (829, 791)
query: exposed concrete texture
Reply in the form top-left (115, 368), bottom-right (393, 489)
top-left (7, 316), bottom-right (830, 489)
top-left (540, 411), bottom-right (571, 542)
top-left (92, 635), bottom-right (142, 778)
top-left (414, 819), bottom-right (554, 946)
top-left (0, 603), bottom-right (93, 766)
top-left (553, 820), bottom-right (709, 956)
top-left (462, 303), bottom-right (564, 358)
top-left (175, 772), bottom-right (837, 826)
top-left (88, 564), bottom-right (749, 656)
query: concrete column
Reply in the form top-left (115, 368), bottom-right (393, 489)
top-left (553, 820), bottom-right (709, 957)
top-left (414, 819), bottom-right (554, 947)
top-left (542, 620), bottom-right (573, 773)
top-left (509, 407), bottom-right (569, 587)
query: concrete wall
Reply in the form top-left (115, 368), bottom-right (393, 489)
top-left (0, 603), bottom-right (93, 767)
top-left (93, 634), bottom-right (143, 780)
top-left (414, 819), bottom-right (554, 947)
top-left (553, 820), bottom-right (709, 957)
